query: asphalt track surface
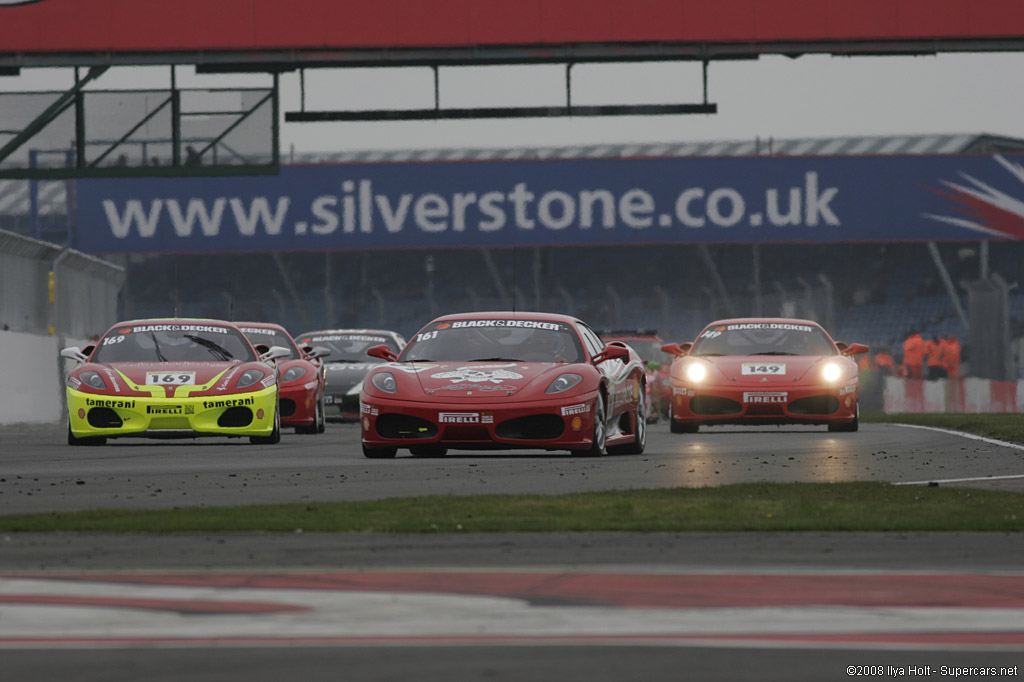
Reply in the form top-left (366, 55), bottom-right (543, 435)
top-left (2, 420), bottom-right (1023, 681)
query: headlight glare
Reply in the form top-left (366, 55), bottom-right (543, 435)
top-left (281, 366), bottom-right (307, 383)
top-left (370, 372), bottom-right (398, 394)
top-left (822, 362), bottom-right (843, 382)
top-left (685, 363), bottom-right (707, 383)
top-left (237, 368), bottom-right (266, 388)
top-left (80, 371), bottom-right (106, 389)
top-left (545, 373), bottom-right (583, 394)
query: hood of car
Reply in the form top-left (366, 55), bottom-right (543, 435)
top-left (71, 361), bottom-right (265, 396)
top-left (387, 361), bottom-right (579, 399)
top-left (323, 360), bottom-right (385, 393)
top-left (694, 355), bottom-right (848, 384)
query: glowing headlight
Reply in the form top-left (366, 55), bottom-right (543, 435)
top-left (685, 363), bottom-right (707, 382)
top-left (237, 368), bottom-right (266, 388)
top-left (281, 366), bottom-right (307, 383)
top-left (79, 371), bottom-right (106, 389)
top-left (545, 373), bottom-right (583, 394)
top-left (370, 372), bottom-right (398, 394)
top-left (822, 362), bottom-right (843, 382)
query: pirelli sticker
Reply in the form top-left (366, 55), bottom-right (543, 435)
top-left (438, 412), bottom-right (494, 424)
top-left (560, 403), bottom-right (588, 416)
top-left (743, 391), bottom-right (787, 404)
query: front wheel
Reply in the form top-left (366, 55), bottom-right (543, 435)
top-left (608, 388), bottom-right (646, 455)
top-left (571, 394), bottom-right (607, 457)
top-left (828, 402), bottom-right (859, 432)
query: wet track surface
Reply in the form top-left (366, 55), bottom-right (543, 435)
top-left (2, 420), bottom-right (1023, 681)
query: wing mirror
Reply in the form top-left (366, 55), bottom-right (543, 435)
top-left (60, 347), bottom-right (88, 362)
top-left (660, 342), bottom-right (692, 357)
top-left (260, 345), bottom-right (291, 362)
top-left (592, 343), bottom-right (630, 365)
top-left (840, 342), bottom-right (870, 356)
top-left (304, 345), bottom-right (331, 360)
top-left (366, 344), bottom-right (398, 362)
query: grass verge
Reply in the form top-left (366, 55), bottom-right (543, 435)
top-left (0, 482), bottom-right (1020, 533)
top-left (863, 412), bottom-right (1024, 445)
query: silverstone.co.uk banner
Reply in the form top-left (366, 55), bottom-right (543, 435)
top-left (74, 154), bottom-right (1024, 254)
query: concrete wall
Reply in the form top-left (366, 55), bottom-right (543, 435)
top-left (883, 376), bottom-right (1024, 413)
top-left (0, 330), bottom-right (89, 425)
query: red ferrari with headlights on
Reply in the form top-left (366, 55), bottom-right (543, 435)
top-left (237, 322), bottom-right (329, 434)
top-left (661, 318), bottom-right (868, 433)
top-left (359, 312), bottom-right (648, 458)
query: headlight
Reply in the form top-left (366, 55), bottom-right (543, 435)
top-left (80, 371), bottom-right (107, 389)
top-left (685, 363), bottom-right (707, 383)
top-left (281, 366), bottom-right (307, 383)
top-left (237, 368), bottom-right (266, 388)
top-left (822, 362), bottom-right (843, 382)
top-left (545, 373), bottom-right (583, 394)
top-left (370, 372), bottom-right (398, 393)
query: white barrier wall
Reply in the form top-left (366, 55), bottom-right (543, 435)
top-left (883, 375), bottom-right (1024, 413)
top-left (0, 330), bottom-right (61, 424)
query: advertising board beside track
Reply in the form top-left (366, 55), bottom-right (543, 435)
top-left (75, 153), bottom-right (1024, 253)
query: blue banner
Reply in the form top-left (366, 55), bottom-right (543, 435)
top-left (74, 153), bottom-right (1024, 253)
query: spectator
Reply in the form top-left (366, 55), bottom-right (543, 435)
top-left (926, 335), bottom-right (947, 380)
top-left (875, 348), bottom-right (897, 376)
top-left (940, 334), bottom-right (962, 379)
top-left (902, 332), bottom-right (926, 380)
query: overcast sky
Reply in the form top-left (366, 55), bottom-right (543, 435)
top-left (6, 50), bottom-right (1023, 153)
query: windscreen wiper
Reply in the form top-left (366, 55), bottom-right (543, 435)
top-left (150, 332), bottom-right (168, 362)
top-left (184, 334), bottom-right (233, 361)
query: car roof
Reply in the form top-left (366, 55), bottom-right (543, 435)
top-left (234, 321), bottom-right (289, 332)
top-left (296, 328), bottom-right (401, 336)
top-left (702, 317), bottom-right (824, 329)
top-left (109, 317), bottom-right (243, 329)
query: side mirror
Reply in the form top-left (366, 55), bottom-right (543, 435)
top-left (840, 343), bottom-right (870, 356)
top-left (305, 345), bottom-right (331, 360)
top-left (661, 342), bottom-right (692, 357)
top-left (61, 347), bottom-right (88, 362)
top-left (260, 345), bottom-right (291, 362)
top-left (592, 343), bottom-right (630, 365)
top-left (367, 344), bottom-right (398, 362)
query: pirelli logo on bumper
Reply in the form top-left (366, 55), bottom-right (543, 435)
top-left (146, 404), bottom-right (194, 415)
top-left (439, 412), bottom-right (494, 424)
top-left (560, 403), bottom-right (588, 416)
top-left (86, 398), bottom-right (135, 409)
top-left (743, 391), bottom-right (787, 404)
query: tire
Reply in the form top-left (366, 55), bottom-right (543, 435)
top-left (670, 418), bottom-right (699, 434)
top-left (362, 443), bottom-right (398, 459)
top-left (296, 395), bottom-right (325, 435)
top-left (410, 446), bottom-right (448, 457)
top-left (315, 392), bottom-right (326, 433)
top-left (571, 394), bottom-right (607, 457)
top-left (67, 424), bottom-right (106, 446)
top-left (250, 408), bottom-right (281, 445)
top-left (608, 388), bottom-right (646, 455)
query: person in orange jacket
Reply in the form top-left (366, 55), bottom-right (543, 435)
top-left (875, 349), bottom-right (897, 375)
top-left (940, 334), bottom-right (962, 378)
top-left (925, 335), bottom-right (947, 379)
top-left (902, 332), bottom-right (925, 380)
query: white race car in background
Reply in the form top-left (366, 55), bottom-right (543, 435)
top-left (294, 328), bottom-right (406, 420)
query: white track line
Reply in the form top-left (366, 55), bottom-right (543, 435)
top-left (891, 423), bottom-right (1024, 486)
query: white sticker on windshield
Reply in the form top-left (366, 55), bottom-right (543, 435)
top-left (741, 363), bottom-right (786, 375)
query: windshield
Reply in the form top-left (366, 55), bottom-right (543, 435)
top-left (296, 331), bottom-right (401, 362)
top-left (238, 325), bottom-right (299, 358)
top-left (91, 322), bottom-right (256, 363)
top-left (401, 319), bottom-right (584, 363)
top-left (691, 322), bottom-right (836, 357)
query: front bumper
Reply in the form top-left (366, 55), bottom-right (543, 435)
top-left (278, 380), bottom-right (319, 427)
top-left (670, 382), bottom-right (858, 426)
top-left (67, 384), bottom-right (279, 439)
top-left (360, 392), bottom-right (599, 450)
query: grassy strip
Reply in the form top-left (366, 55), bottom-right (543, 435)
top-left (0, 483), bottom-right (1020, 533)
top-left (864, 412), bottom-right (1024, 445)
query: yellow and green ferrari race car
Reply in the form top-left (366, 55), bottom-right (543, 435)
top-left (62, 318), bottom-right (290, 446)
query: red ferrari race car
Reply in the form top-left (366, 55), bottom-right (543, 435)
top-left (661, 318), bottom-right (868, 433)
top-left (62, 318), bottom-right (290, 445)
top-left (359, 311), bottom-right (648, 458)
top-left (237, 322), bottom-right (329, 434)
top-left (599, 330), bottom-right (672, 423)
